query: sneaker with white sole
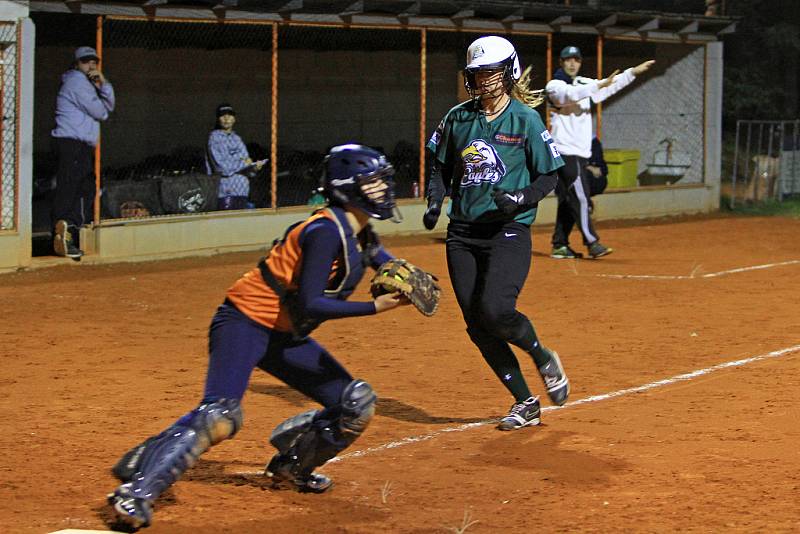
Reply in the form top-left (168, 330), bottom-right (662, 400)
top-left (497, 396), bottom-right (541, 431)
top-left (53, 219), bottom-right (84, 259)
top-left (587, 241), bottom-right (612, 259)
top-left (538, 349), bottom-right (570, 406)
top-left (551, 245), bottom-right (582, 259)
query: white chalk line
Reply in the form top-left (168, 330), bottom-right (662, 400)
top-left (592, 259), bottom-right (800, 280)
top-left (326, 343), bottom-right (800, 463)
top-left (233, 343), bottom-right (800, 475)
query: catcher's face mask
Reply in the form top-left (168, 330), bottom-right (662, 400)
top-left (323, 144), bottom-right (400, 221)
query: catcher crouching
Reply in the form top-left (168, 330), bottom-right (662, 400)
top-left (106, 144), bottom-right (439, 530)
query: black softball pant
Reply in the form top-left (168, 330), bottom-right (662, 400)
top-left (552, 154), bottom-right (599, 247)
top-left (446, 220), bottom-right (537, 360)
top-left (51, 136), bottom-right (95, 230)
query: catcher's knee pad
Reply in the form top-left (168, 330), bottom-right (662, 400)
top-left (124, 398), bottom-right (242, 500)
top-left (339, 379), bottom-right (377, 439)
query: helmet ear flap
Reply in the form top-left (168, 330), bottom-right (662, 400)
top-left (511, 52), bottom-right (521, 80)
top-left (463, 69), bottom-right (478, 98)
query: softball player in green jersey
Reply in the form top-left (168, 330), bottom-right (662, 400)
top-left (424, 35), bottom-right (570, 430)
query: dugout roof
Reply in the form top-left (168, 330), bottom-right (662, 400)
top-left (30, 1), bottom-right (736, 41)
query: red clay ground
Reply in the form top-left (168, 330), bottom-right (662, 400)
top-left (1, 215), bottom-right (799, 533)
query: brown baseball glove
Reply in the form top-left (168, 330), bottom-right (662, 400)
top-left (120, 201), bottom-right (150, 218)
top-left (370, 258), bottom-right (441, 316)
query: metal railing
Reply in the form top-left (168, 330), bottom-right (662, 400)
top-left (0, 21), bottom-right (18, 232)
top-left (729, 120), bottom-right (800, 208)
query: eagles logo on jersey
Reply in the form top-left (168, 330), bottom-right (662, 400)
top-left (460, 139), bottom-right (507, 187)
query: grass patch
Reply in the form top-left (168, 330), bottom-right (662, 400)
top-left (721, 196), bottom-right (800, 217)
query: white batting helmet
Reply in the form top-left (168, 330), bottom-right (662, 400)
top-left (463, 36), bottom-right (521, 98)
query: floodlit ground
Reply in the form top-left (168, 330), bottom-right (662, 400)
top-left (2, 215), bottom-right (799, 533)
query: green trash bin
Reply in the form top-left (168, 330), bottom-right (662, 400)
top-left (605, 149), bottom-right (640, 188)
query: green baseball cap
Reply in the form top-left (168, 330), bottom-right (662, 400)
top-left (560, 46), bottom-right (582, 60)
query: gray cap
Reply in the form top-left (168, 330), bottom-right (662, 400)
top-left (74, 46), bottom-right (99, 62)
top-left (560, 45), bottom-right (582, 60)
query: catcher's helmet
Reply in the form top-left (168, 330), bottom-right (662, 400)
top-left (463, 36), bottom-right (521, 99)
top-left (322, 144), bottom-right (398, 221)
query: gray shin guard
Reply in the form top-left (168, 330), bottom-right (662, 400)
top-left (122, 399), bottom-right (243, 501)
top-left (270, 380), bottom-right (376, 477)
top-left (269, 409), bottom-right (318, 454)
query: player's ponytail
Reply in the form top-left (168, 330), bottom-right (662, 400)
top-left (511, 66), bottom-right (545, 109)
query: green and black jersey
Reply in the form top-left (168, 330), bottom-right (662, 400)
top-left (427, 98), bottom-right (564, 225)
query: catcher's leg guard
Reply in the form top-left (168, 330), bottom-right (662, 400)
top-left (265, 380), bottom-right (376, 493)
top-left (108, 399), bottom-right (242, 528)
top-left (268, 409), bottom-right (319, 453)
top-left (112, 435), bottom-right (159, 482)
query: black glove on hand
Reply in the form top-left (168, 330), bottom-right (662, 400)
top-left (423, 199), bottom-right (442, 230)
top-left (492, 173), bottom-right (558, 215)
top-left (492, 188), bottom-right (530, 215)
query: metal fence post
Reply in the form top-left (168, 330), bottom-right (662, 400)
top-left (730, 120), bottom-right (740, 209)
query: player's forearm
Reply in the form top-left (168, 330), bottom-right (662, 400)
top-left (547, 80), bottom-right (597, 106)
top-left (304, 296), bottom-right (378, 319)
top-left (591, 68), bottom-right (635, 103)
top-left (492, 172), bottom-right (558, 215)
top-left (523, 172), bottom-right (558, 205)
top-left (296, 225), bottom-right (380, 318)
top-left (426, 162), bottom-right (447, 203)
top-left (370, 246), bottom-right (393, 269)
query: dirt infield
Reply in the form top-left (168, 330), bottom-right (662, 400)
top-left (2, 215), bottom-right (799, 533)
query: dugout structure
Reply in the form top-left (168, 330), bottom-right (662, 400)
top-left (2, 1), bottom-right (734, 270)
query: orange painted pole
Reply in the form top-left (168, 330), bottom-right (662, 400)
top-left (270, 23), bottom-right (278, 209)
top-left (94, 16), bottom-right (103, 225)
top-left (419, 28), bottom-right (427, 198)
top-left (596, 34), bottom-right (603, 140)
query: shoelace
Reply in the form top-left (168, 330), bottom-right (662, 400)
top-left (508, 401), bottom-right (528, 416)
top-left (543, 373), bottom-right (560, 388)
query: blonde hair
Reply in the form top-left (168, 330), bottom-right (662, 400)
top-left (511, 65), bottom-right (545, 109)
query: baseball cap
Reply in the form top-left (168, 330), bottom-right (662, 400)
top-left (74, 46), bottom-right (99, 62)
top-left (560, 46), bottom-right (582, 60)
top-left (216, 103), bottom-right (236, 117)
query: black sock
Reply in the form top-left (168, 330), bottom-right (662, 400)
top-left (509, 320), bottom-right (551, 368)
top-left (475, 339), bottom-right (533, 402)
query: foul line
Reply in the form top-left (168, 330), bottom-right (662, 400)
top-left (593, 259), bottom-right (800, 280)
top-left (328, 343), bottom-right (800, 463)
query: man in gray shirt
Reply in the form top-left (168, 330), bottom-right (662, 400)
top-left (51, 46), bottom-right (115, 258)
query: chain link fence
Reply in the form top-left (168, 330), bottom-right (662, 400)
top-left (601, 39), bottom-right (705, 187)
top-left (727, 120), bottom-right (800, 207)
top-left (0, 22), bottom-right (17, 231)
top-left (101, 19), bottom-right (274, 217)
top-left (277, 25), bottom-right (421, 206)
top-left (30, 13), bottom-right (713, 223)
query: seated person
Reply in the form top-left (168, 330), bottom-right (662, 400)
top-left (205, 103), bottom-right (264, 210)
